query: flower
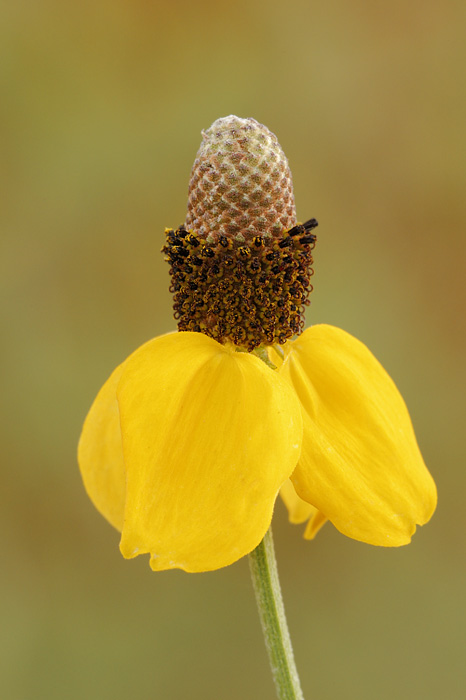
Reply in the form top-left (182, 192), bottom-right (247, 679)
top-left (78, 116), bottom-right (437, 573)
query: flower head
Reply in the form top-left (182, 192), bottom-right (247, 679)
top-left (165, 115), bottom-right (317, 349)
top-left (78, 116), bottom-right (437, 572)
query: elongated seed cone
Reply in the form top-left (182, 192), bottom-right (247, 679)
top-left (185, 115), bottom-right (297, 242)
top-left (163, 116), bottom-right (317, 350)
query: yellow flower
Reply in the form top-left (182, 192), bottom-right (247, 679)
top-left (78, 324), bottom-right (436, 572)
top-left (78, 116), bottom-right (436, 572)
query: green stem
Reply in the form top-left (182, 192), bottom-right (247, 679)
top-left (248, 527), bottom-right (305, 700)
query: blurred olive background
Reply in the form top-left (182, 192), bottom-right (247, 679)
top-left (1, 1), bottom-right (465, 698)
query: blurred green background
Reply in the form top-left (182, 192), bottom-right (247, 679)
top-left (2, 1), bottom-right (465, 698)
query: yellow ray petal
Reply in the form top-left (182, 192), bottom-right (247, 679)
top-left (303, 510), bottom-right (328, 540)
top-left (117, 332), bottom-right (303, 572)
top-left (280, 479), bottom-right (315, 524)
top-left (78, 363), bottom-right (126, 531)
top-left (280, 479), bottom-right (328, 539)
top-left (279, 325), bottom-right (437, 546)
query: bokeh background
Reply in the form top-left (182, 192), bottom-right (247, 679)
top-left (2, 1), bottom-right (465, 698)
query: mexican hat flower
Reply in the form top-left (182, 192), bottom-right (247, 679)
top-left (78, 116), bottom-right (437, 573)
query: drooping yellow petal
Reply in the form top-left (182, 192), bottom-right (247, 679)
top-left (279, 324), bottom-right (437, 546)
top-left (78, 363), bottom-right (126, 531)
top-left (117, 332), bottom-right (303, 572)
top-left (280, 479), bottom-right (315, 524)
top-left (303, 510), bottom-right (328, 541)
top-left (280, 479), bottom-right (328, 539)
